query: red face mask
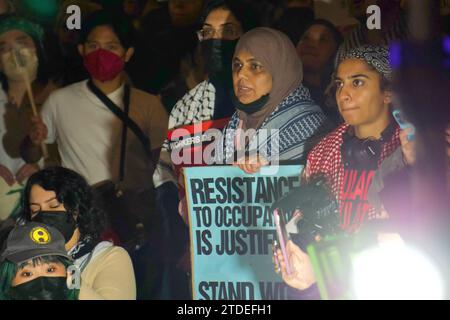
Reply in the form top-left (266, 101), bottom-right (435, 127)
top-left (83, 49), bottom-right (125, 82)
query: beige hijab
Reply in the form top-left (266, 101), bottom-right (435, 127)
top-left (234, 27), bottom-right (303, 130)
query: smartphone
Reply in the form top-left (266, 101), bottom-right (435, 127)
top-left (273, 209), bottom-right (292, 275)
top-left (392, 109), bottom-right (415, 141)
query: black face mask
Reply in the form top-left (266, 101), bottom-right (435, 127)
top-left (32, 211), bottom-right (77, 242)
top-left (8, 277), bottom-right (69, 300)
top-left (231, 91), bottom-right (270, 115)
top-left (201, 39), bottom-right (238, 88)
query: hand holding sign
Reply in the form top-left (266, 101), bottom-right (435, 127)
top-left (234, 155), bottom-right (269, 174)
top-left (185, 165), bottom-right (303, 299)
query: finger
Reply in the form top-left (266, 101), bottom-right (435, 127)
top-left (399, 128), bottom-right (414, 145)
top-left (0, 168), bottom-right (15, 186)
top-left (276, 249), bottom-right (284, 264)
top-left (16, 167), bottom-right (31, 183)
top-left (273, 254), bottom-right (281, 274)
top-left (259, 157), bottom-right (269, 166)
top-left (242, 164), bottom-right (253, 174)
top-left (247, 156), bottom-right (258, 165)
top-left (0, 175), bottom-right (15, 186)
top-left (292, 209), bottom-right (303, 219)
top-left (252, 163), bottom-right (262, 172)
top-left (30, 115), bottom-right (42, 124)
top-left (399, 130), bottom-right (408, 145)
top-left (240, 163), bottom-right (251, 174)
top-left (66, 270), bottom-right (74, 288)
top-left (248, 164), bottom-right (257, 173)
top-left (30, 129), bottom-right (46, 144)
top-left (15, 169), bottom-right (25, 183)
top-left (30, 123), bottom-right (47, 136)
top-left (2, 175), bottom-right (15, 186)
top-left (248, 163), bottom-right (261, 173)
top-left (278, 258), bottom-right (289, 280)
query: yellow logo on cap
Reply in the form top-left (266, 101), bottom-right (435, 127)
top-left (30, 227), bottom-right (51, 244)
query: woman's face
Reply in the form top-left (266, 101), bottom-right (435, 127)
top-left (297, 24), bottom-right (338, 72)
top-left (200, 8), bottom-right (243, 41)
top-left (29, 185), bottom-right (67, 219)
top-left (11, 260), bottom-right (67, 287)
top-left (169, 0), bottom-right (203, 27)
top-left (232, 51), bottom-right (273, 104)
top-left (334, 58), bottom-right (391, 127)
top-left (0, 29), bottom-right (36, 71)
top-left (0, 0), bottom-right (10, 15)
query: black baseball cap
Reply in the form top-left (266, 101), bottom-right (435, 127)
top-left (0, 222), bottom-right (72, 264)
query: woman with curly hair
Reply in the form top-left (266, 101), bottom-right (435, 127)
top-left (20, 166), bottom-right (136, 300)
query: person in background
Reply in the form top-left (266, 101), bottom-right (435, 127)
top-left (154, 0), bottom-right (261, 299)
top-left (157, 0), bottom-right (261, 186)
top-left (20, 167), bottom-right (136, 300)
top-left (22, 11), bottom-right (168, 298)
top-left (127, 0), bottom-right (204, 103)
top-left (22, 10), bottom-right (168, 223)
top-left (296, 19), bottom-right (343, 125)
top-left (336, 0), bottom-right (409, 60)
top-left (0, 15), bottom-right (61, 223)
top-left (122, 0), bottom-right (147, 28)
top-left (0, 0), bottom-right (14, 15)
top-left (139, 0), bottom-right (163, 20)
top-left (271, 0), bottom-right (315, 45)
top-left (0, 222), bottom-right (79, 300)
top-left (53, 0), bottom-right (102, 86)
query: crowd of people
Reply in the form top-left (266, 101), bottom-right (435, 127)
top-left (0, 0), bottom-right (448, 300)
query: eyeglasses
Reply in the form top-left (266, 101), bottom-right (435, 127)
top-left (196, 25), bottom-right (240, 41)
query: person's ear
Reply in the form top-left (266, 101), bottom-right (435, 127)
top-left (77, 44), bottom-right (85, 57)
top-left (124, 47), bottom-right (134, 62)
top-left (383, 90), bottom-right (392, 106)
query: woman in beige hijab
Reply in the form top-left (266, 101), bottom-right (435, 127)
top-left (215, 27), bottom-right (329, 172)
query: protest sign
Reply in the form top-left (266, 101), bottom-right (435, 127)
top-left (168, 118), bottom-right (229, 198)
top-left (184, 165), bottom-right (303, 300)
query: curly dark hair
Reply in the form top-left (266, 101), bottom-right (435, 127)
top-left (21, 167), bottom-right (107, 244)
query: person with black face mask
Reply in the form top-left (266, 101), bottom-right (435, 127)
top-left (0, 222), bottom-right (79, 300)
top-left (19, 166), bottom-right (136, 300)
top-left (152, 0), bottom-right (261, 299)
top-left (156, 0), bottom-right (261, 187)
